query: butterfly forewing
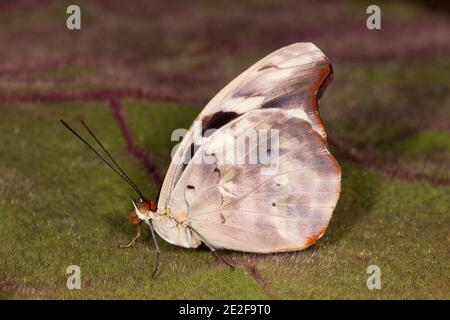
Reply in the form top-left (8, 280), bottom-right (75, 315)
top-left (157, 43), bottom-right (333, 214)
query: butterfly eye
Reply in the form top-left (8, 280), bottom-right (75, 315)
top-left (138, 201), bottom-right (150, 214)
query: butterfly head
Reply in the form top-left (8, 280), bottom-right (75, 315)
top-left (128, 198), bottom-right (157, 224)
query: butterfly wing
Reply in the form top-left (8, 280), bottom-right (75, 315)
top-left (169, 109), bottom-right (341, 253)
top-left (157, 43), bottom-right (333, 214)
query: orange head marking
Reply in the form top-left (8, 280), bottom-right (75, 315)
top-left (128, 210), bottom-right (140, 225)
top-left (128, 198), bottom-right (157, 224)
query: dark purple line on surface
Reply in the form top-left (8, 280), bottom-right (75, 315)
top-left (0, 89), bottom-right (204, 106)
top-left (108, 96), bottom-right (162, 187)
top-left (210, 253), bottom-right (275, 299)
top-left (242, 258), bottom-right (275, 299)
top-left (328, 136), bottom-right (450, 187)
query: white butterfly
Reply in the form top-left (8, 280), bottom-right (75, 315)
top-left (132, 42), bottom-right (340, 271)
top-left (63, 42), bottom-right (341, 277)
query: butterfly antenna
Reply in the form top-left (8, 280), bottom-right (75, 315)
top-left (60, 119), bottom-right (144, 199)
top-left (80, 120), bottom-right (144, 199)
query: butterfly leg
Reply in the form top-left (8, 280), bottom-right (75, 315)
top-left (188, 226), bottom-right (235, 270)
top-left (147, 220), bottom-right (161, 278)
top-left (119, 224), bottom-right (141, 249)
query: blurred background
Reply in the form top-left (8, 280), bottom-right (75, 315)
top-left (1, 0), bottom-right (449, 180)
top-left (0, 0), bottom-right (448, 299)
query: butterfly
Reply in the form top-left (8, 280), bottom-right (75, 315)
top-left (62, 43), bottom-right (341, 277)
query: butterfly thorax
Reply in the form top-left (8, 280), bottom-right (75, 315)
top-left (152, 206), bottom-right (202, 249)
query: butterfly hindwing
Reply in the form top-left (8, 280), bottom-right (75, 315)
top-left (169, 109), bottom-right (341, 253)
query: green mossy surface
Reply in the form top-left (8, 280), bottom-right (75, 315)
top-left (0, 101), bottom-right (448, 299)
top-left (0, 0), bottom-right (449, 299)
